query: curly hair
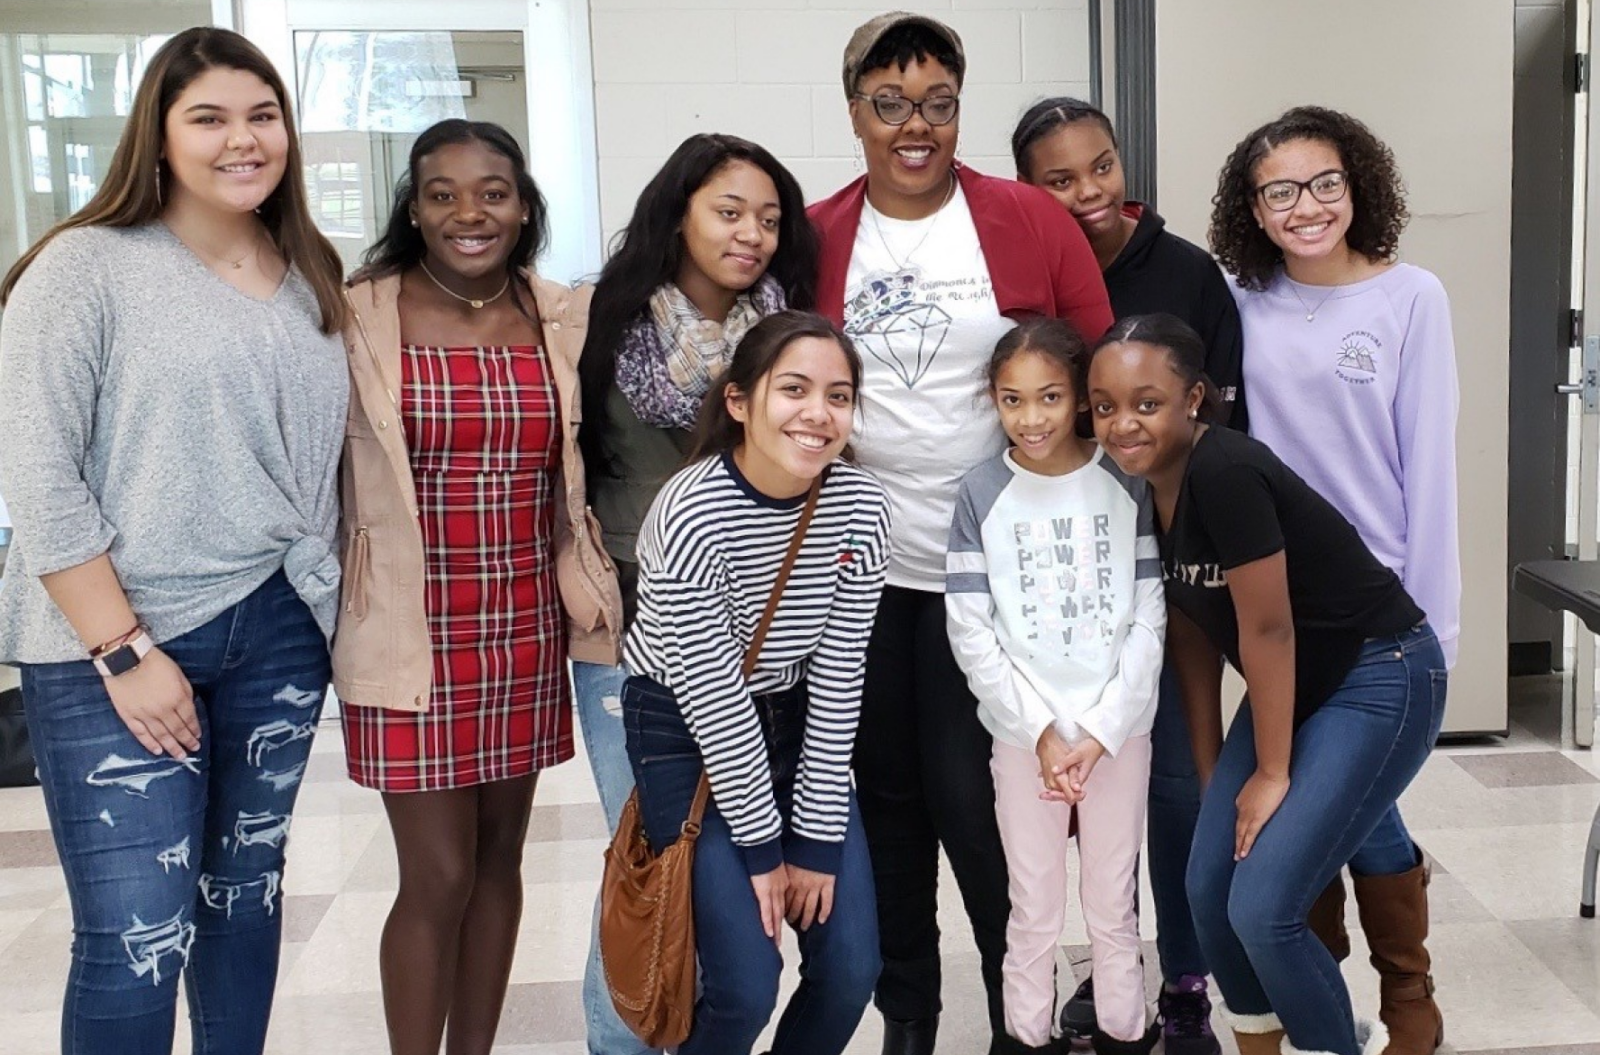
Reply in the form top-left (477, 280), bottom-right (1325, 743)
top-left (1208, 106), bottom-right (1408, 291)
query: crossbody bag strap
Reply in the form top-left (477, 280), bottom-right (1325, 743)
top-left (685, 474), bottom-right (824, 829)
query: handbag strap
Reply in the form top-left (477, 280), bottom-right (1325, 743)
top-left (684, 475), bottom-right (824, 831)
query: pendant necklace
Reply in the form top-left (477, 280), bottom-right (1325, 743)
top-left (1287, 278), bottom-right (1339, 323)
top-left (420, 260), bottom-right (510, 310)
top-left (869, 171), bottom-right (958, 273)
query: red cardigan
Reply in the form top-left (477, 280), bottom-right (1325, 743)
top-left (807, 163), bottom-right (1114, 342)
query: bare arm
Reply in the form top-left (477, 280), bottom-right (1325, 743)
top-left (40, 555), bottom-right (199, 758)
top-left (1226, 551), bottom-right (1295, 780)
top-left (1167, 605), bottom-right (1223, 788)
top-left (1222, 550), bottom-right (1296, 858)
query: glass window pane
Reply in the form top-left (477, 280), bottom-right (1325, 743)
top-left (292, 29), bottom-right (528, 276)
top-left (0, 4), bottom-right (209, 278)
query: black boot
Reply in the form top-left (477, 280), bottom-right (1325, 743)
top-left (1058, 973), bottom-right (1097, 1039)
top-left (1091, 1020), bottom-right (1161, 1055)
top-left (882, 1015), bottom-right (938, 1055)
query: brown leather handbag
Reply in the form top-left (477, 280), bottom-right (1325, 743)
top-left (598, 476), bottom-right (821, 1048)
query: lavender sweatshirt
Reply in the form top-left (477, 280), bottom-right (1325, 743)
top-left (1233, 263), bottom-right (1460, 667)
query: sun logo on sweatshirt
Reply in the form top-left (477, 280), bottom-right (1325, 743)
top-left (1336, 330), bottom-right (1382, 386)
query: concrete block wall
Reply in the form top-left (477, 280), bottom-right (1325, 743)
top-left (587, 0), bottom-right (1093, 248)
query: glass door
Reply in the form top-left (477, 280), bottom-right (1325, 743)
top-left (292, 27), bottom-right (530, 276)
top-left (239, 0), bottom-right (600, 283)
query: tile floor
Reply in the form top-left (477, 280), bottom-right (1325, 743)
top-left (4, 677), bottom-right (1600, 1054)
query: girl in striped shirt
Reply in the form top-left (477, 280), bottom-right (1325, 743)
top-left (620, 310), bottom-right (892, 1055)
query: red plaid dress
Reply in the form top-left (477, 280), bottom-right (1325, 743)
top-left (342, 342), bottom-right (572, 792)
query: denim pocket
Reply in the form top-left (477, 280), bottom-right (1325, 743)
top-left (622, 679), bottom-right (701, 765)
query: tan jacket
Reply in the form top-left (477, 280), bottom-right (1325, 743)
top-left (332, 271), bottom-right (623, 712)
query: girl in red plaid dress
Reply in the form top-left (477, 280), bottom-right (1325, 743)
top-left (335, 120), bottom-right (622, 1055)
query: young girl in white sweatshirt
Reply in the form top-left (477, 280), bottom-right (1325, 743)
top-left (946, 318), bottom-right (1165, 1055)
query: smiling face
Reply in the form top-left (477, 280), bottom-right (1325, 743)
top-left (1088, 341), bottom-right (1204, 482)
top-left (1024, 120), bottom-right (1127, 245)
top-left (161, 66), bottom-right (288, 216)
top-left (675, 159), bottom-right (780, 310)
top-left (728, 335), bottom-right (857, 498)
top-left (850, 56), bottom-right (959, 217)
top-left (1249, 137), bottom-right (1354, 272)
top-left (410, 139), bottom-right (527, 284)
top-left (993, 350), bottom-right (1084, 475)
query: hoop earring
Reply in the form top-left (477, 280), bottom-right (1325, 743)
top-left (155, 163), bottom-right (163, 207)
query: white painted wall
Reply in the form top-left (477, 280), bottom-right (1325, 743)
top-left (1155, 0), bottom-right (1515, 735)
top-left (586, 0), bottom-right (1095, 253)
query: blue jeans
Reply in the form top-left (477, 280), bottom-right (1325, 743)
top-left (574, 660), bottom-right (656, 1055)
top-left (1186, 625), bottom-right (1446, 1055)
top-left (1146, 663), bottom-right (1207, 983)
top-left (19, 570), bottom-right (329, 1055)
top-left (623, 675), bottom-right (880, 1055)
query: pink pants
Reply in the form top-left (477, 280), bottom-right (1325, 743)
top-left (990, 734), bottom-right (1152, 1046)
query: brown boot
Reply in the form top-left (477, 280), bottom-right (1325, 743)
top-left (1306, 872), bottom-right (1351, 962)
top-left (1231, 1029), bottom-right (1285, 1055)
top-left (1352, 860), bottom-right (1444, 1055)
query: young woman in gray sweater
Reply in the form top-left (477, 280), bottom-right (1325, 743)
top-left (0, 27), bottom-right (347, 1055)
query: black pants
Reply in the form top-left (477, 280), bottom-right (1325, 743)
top-left (855, 585), bottom-right (1010, 1038)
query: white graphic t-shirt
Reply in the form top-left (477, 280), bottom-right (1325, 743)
top-left (843, 185), bottom-right (1016, 591)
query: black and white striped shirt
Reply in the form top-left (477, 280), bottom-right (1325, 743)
top-left (624, 452), bottom-right (891, 876)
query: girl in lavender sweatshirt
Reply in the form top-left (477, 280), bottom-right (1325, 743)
top-left (1210, 106), bottom-right (1458, 1055)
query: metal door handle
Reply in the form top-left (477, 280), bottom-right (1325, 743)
top-left (1560, 382), bottom-right (1586, 395)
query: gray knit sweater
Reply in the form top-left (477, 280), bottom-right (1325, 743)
top-left (0, 223), bottom-right (348, 663)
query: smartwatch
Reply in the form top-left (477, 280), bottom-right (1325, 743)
top-left (92, 630), bottom-right (154, 678)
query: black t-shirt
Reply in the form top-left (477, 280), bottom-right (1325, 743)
top-left (1160, 427), bottom-right (1424, 722)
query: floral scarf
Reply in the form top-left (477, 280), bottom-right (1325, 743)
top-left (615, 275), bottom-right (787, 430)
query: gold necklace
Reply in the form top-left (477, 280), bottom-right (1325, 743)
top-left (189, 232), bottom-right (261, 271)
top-left (419, 260), bottom-right (510, 310)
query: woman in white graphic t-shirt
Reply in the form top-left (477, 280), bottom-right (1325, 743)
top-left (805, 11), bottom-right (1114, 1054)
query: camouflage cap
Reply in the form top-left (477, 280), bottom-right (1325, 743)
top-left (841, 11), bottom-right (965, 98)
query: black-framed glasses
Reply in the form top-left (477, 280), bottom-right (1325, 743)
top-left (1255, 169), bottom-right (1349, 212)
top-left (853, 92), bottom-right (960, 127)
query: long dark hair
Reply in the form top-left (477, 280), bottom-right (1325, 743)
top-left (1011, 96), bottom-right (1116, 177)
top-left (352, 119), bottom-right (549, 316)
top-left (1, 26), bottom-right (345, 333)
top-left (1209, 105), bottom-right (1408, 291)
top-left (579, 133), bottom-right (818, 468)
top-left (1091, 313), bottom-right (1222, 422)
top-left (683, 311), bottom-right (862, 465)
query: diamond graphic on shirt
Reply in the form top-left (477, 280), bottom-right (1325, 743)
top-left (845, 268), bottom-right (953, 389)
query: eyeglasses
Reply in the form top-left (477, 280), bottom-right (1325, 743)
top-left (853, 92), bottom-right (960, 127)
top-left (1255, 169), bottom-right (1349, 212)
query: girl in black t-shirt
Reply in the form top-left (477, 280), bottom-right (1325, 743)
top-left (1084, 313), bottom-right (1446, 1055)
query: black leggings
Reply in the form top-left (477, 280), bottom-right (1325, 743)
top-left (854, 585), bottom-right (1011, 1037)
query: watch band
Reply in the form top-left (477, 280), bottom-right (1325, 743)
top-left (92, 630), bottom-right (154, 678)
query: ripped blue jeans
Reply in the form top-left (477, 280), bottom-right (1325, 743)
top-left (18, 569), bottom-right (329, 1055)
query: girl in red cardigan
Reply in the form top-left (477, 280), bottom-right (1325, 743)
top-left (806, 13), bottom-right (1112, 1055)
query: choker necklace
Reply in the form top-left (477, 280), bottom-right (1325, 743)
top-left (419, 260), bottom-right (510, 310)
top-left (1287, 278), bottom-right (1339, 323)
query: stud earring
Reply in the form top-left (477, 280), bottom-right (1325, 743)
top-left (410, 219), bottom-right (419, 228)
top-left (1189, 409), bottom-right (1198, 420)
top-left (521, 215), bottom-right (530, 225)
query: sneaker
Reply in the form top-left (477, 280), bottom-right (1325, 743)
top-left (1158, 974), bottom-right (1221, 1055)
top-left (1058, 974), bottom-right (1097, 1039)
